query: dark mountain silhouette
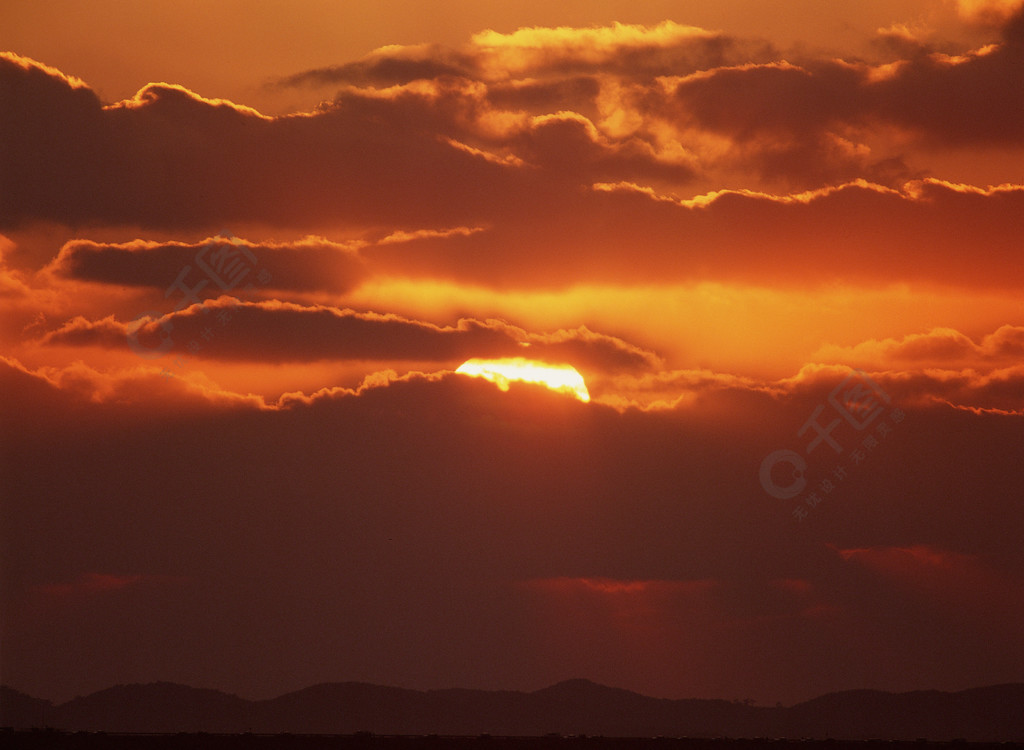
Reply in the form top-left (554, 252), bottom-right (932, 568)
top-left (778, 683), bottom-right (1024, 741)
top-left (2, 679), bottom-right (1022, 741)
top-left (51, 682), bottom-right (250, 733)
top-left (0, 686), bottom-right (51, 729)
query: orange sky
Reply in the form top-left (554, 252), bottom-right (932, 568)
top-left (2, 0), bottom-right (1023, 708)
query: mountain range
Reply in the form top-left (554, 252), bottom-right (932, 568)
top-left (2, 679), bottom-right (1023, 741)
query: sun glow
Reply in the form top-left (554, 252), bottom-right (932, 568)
top-left (456, 358), bottom-right (591, 403)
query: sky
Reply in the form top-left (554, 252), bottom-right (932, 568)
top-left (1, 0), bottom-right (1023, 707)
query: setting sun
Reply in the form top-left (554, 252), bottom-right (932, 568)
top-left (456, 357), bottom-right (591, 402)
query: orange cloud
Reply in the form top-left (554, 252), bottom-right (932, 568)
top-left (955, 0), bottom-right (1024, 25)
top-left (275, 20), bottom-right (774, 90)
top-left (813, 325), bottom-right (1024, 368)
top-left (0, 355), bottom-right (269, 413)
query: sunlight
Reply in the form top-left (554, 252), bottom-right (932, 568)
top-left (456, 357), bottom-right (591, 403)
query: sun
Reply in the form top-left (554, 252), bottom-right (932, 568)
top-left (456, 358), bottom-right (591, 403)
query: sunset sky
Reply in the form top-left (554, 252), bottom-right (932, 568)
top-left (2, 0), bottom-right (1023, 707)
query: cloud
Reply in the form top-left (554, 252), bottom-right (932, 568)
top-left (955, 0), bottom-right (1024, 25)
top-left (0, 237), bottom-right (47, 309)
top-left (267, 14), bottom-right (1019, 191)
top-left (272, 44), bottom-right (477, 88)
top-left (39, 299), bottom-right (663, 375)
top-left (869, 22), bottom-right (971, 62)
top-left (784, 361), bottom-right (1024, 415)
top-left (30, 180), bottom-right (1024, 295)
top-left (469, 21), bottom-right (750, 79)
top-left (600, 368), bottom-right (777, 410)
top-left (484, 75), bottom-right (603, 115)
top-left (44, 235), bottom-right (367, 294)
top-left (35, 313), bottom-right (1024, 413)
top-left (606, 359), bottom-right (1024, 415)
top-left (273, 21), bottom-right (777, 89)
top-left (1, 53), bottom-right (695, 235)
top-left (3, 354), bottom-right (1022, 702)
top-left (836, 545), bottom-right (1024, 628)
top-left (22, 268), bottom-right (1024, 412)
top-left (377, 226), bottom-right (486, 245)
top-left (0, 54), bottom-right (533, 231)
top-left (508, 110), bottom-right (696, 181)
top-left (0, 355), bottom-right (268, 414)
top-left (365, 179), bottom-right (1024, 290)
top-left (813, 325), bottom-right (1024, 369)
top-left (5, 27), bottom-right (1023, 251)
top-left (664, 9), bottom-right (1024, 151)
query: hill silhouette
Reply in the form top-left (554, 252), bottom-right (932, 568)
top-left (0, 687), bottom-right (50, 729)
top-left (2, 679), bottom-right (1022, 741)
top-left (52, 682), bottom-right (251, 733)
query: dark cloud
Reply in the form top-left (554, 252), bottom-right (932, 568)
top-left (272, 24), bottom-right (778, 90)
top-left (2, 357), bottom-right (1022, 702)
top-left (45, 235), bottom-right (366, 294)
top-left (4, 11), bottom-right (1022, 242)
top-left (22, 179), bottom-right (1024, 295)
top-left (869, 25), bottom-right (959, 61)
top-left (364, 180), bottom-right (1024, 290)
top-left (273, 49), bottom-right (476, 88)
top-left (0, 54), bottom-right (535, 231)
top-left (40, 299), bottom-right (662, 373)
top-left (484, 76), bottom-right (602, 115)
top-left (264, 12), bottom-right (1022, 190)
top-left (668, 8), bottom-right (1024, 149)
top-left (0, 54), bottom-right (112, 226)
top-left (507, 111), bottom-right (695, 182)
top-left (0, 53), bottom-right (696, 234)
